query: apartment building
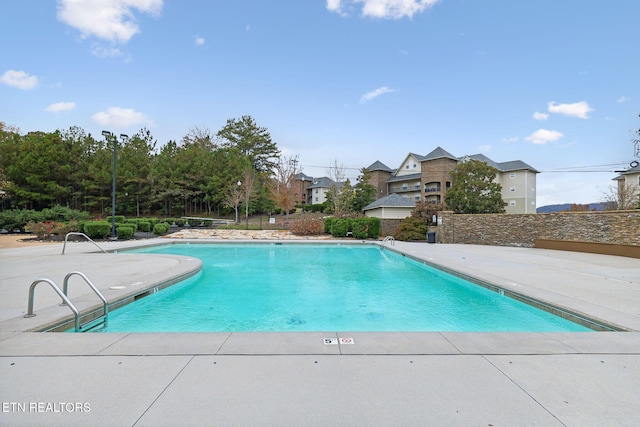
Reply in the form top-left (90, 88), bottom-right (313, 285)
top-left (612, 162), bottom-right (640, 208)
top-left (366, 147), bottom-right (539, 214)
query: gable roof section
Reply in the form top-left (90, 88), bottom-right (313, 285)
top-left (466, 154), bottom-right (539, 173)
top-left (497, 160), bottom-right (539, 173)
top-left (307, 176), bottom-right (345, 189)
top-left (362, 193), bottom-right (416, 211)
top-left (366, 160), bottom-right (393, 172)
top-left (423, 146), bottom-right (458, 161)
top-left (295, 172), bottom-right (314, 181)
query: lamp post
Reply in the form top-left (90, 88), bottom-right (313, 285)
top-left (236, 180), bottom-right (241, 224)
top-left (102, 131), bottom-right (128, 239)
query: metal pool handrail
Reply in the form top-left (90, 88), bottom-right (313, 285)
top-left (62, 232), bottom-right (108, 255)
top-left (24, 278), bottom-right (81, 331)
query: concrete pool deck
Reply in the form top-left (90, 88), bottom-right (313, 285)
top-left (1, 237), bottom-right (639, 426)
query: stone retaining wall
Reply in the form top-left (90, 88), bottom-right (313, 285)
top-left (435, 210), bottom-right (640, 247)
top-left (379, 219), bottom-right (403, 237)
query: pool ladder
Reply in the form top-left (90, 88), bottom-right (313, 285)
top-left (24, 271), bottom-right (109, 332)
top-left (382, 236), bottom-right (395, 246)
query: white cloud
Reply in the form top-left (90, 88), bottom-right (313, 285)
top-left (547, 101), bottom-right (593, 119)
top-left (360, 86), bottom-right (395, 104)
top-left (56, 0), bottom-right (163, 44)
top-left (533, 112), bottom-right (549, 121)
top-left (46, 101), bottom-right (76, 112)
top-left (525, 129), bottom-right (564, 145)
top-left (478, 145), bottom-right (491, 152)
top-left (92, 107), bottom-right (152, 128)
top-left (502, 136), bottom-right (519, 143)
top-left (326, 0), bottom-right (346, 16)
top-left (617, 96), bottom-right (630, 103)
top-left (91, 45), bottom-right (123, 58)
top-left (327, 0), bottom-right (440, 19)
top-left (194, 37), bottom-right (205, 46)
top-left (0, 70), bottom-right (39, 90)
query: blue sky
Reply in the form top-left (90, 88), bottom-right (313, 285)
top-left (1, 0), bottom-right (638, 206)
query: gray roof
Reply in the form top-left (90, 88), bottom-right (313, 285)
top-left (362, 193), bottom-right (416, 211)
top-left (408, 152), bottom-right (426, 162)
top-left (366, 160), bottom-right (393, 172)
top-left (466, 154), bottom-right (539, 173)
top-left (306, 176), bottom-right (344, 189)
top-left (387, 173), bottom-right (422, 183)
top-left (613, 162), bottom-right (640, 180)
top-left (295, 172), bottom-right (314, 181)
top-left (423, 146), bottom-right (458, 161)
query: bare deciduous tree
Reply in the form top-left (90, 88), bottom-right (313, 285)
top-left (326, 159), bottom-right (346, 214)
top-left (223, 181), bottom-right (243, 223)
top-left (602, 181), bottom-right (639, 210)
top-left (271, 155), bottom-right (300, 222)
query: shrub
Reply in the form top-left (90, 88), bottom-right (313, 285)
top-left (122, 220), bottom-right (139, 231)
top-left (290, 217), bottom-right (325, 236)
top-left (106, 215), bottom-right (126, 223)
top-left (331, 218), bottom-right (352, 238)
top-left (352, 218), bottom-right (369, 239)
top-left (137, 220), bottom-right (151, 232)
top-left (304, 204), bottom-right (326, 213)
top-left (364, 217), bottom-right (381, 238)
top-left (116, 225), bottom-right (135, 240)
top-left (153, 222), bottom-right (170, 235)
top-left (393, 217), bottom-right (427, 241)
top-left (25, 220), bottom-right (78, 239)
top-left (0, 206), bottom-right (88, 232)
top-left (324, 217), bottom-right (336, 234)
top-left (84, 221), bottom-right (111, 239)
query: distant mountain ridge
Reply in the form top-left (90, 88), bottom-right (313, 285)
top-left (536, 203), bottom-right (607, 213)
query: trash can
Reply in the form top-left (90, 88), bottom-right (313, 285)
top-left (426, 231), bottom-right (436, 243)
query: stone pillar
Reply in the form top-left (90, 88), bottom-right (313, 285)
top-left (437, 211), bottom-right (455, 243)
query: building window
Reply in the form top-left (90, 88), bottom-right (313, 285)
top-left (510, 187), bottom-right (516, 192)
top-left (509, 200), bottom-right (516, 206)
top-left (315, 189), bottom-right (318, 194)
top-left (315, 197), bottom-right (318, 202)
top-left (510, 173), bottom-right (516, 178)
top-left (446, 181), bottom-right (451, 189)
top-left (413, 164), bottom-right (417, 168)
top-left (406, 165), bottom-right (409, 169)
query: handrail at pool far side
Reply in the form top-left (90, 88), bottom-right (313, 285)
top-left (382, 236), bottom-right (395, 246)
top-left (62, 232), bottom-right (108, 255)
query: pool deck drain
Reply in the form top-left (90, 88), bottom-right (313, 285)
top-left (1, 237), bottom-right (639, 426)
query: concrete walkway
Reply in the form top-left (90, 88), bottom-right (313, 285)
top-left (1, 238), bottom-right (639, 426)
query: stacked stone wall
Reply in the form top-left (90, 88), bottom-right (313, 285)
top-left (379, 219), bottom-right (403, 237)
top-left (436, 210), bottom-right (640, 247)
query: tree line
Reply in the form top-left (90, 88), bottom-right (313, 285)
top-left (0, 116), bottom-right (292, 217)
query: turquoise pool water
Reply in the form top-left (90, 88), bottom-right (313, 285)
top-left (97, 244), bottom-right (590, 332)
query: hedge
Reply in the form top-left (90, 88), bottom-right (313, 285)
top-left (153, 222), bottom-right (170, 235)
top-left (116, 225), bottom-right (135, 240)
top-left (84, 221), bottom-right (111, 239)
top-left (324, 217), bottom-right (336, 234)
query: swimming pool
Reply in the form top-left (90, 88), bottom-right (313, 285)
top-left (97, 243), bottom-right (591, 332)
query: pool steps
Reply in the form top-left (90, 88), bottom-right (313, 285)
top-left (24, 271), bottom-right (109, 332)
